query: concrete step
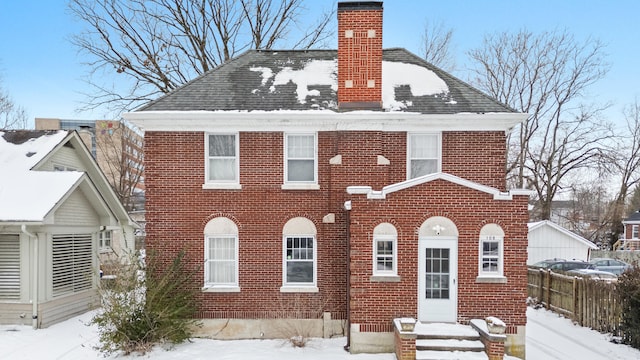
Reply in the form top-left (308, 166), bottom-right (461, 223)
top-left (416, 339), bottom-right (485, 352)
top-left (416, 350), bottom-right (490, 360)
top-left (414, 322), bottom-right (482, 341)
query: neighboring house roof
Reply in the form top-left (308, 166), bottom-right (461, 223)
top-left (0, 130), bottom-right (135, 227)
top-left (138, 49), bottom-right (515, 114)
top-left (623, 210), bottom-right (640, 224)
top-left (528, 220), bottom-right (597, 249)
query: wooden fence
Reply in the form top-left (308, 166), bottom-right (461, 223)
top-left (527, 268), bottom-right (622, 336)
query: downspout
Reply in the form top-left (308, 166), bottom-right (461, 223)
top-left (21, 225), bottom-right (38, 329)
top-left (343, 200), bottom-right (352, 352)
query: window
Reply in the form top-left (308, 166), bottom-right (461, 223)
top-left (282, 217), bottom-right (317, 291)
top-left (408, 133), bottom-right (440, 179)
top-left (284, 134), bottom-right (317, 184)
top-left (372, 223), bottom-right (398, 277)
top-left (206, 133), bottom-right (239, 184)
top-left (204, 217), bottom-right (239, 291)
top-left (52, 234), bottom-right (94, 297)
top-left (99, 231), bottom-right (112, 250)
top-left (477, 224), bottom-right (505, 280)
top-left (633, 225), bottom-right (639, 239)
top-left (0, 234), bottom-right (20, 300)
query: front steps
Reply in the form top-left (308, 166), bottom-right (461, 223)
top-left (414, 323), bottom-right (488, 360)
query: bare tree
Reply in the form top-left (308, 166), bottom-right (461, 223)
top-left (0, 83), bottom-right (28, 129)
top-left (468, 29), bottom-right (611, 219)
top-left (606, 100), bottom-right (640, 244)
top-left (420, 20), bottom-right (455, 72)
top-left (69, 0), bottom-right (334, 115)
top-left (95, 121), bottom-right (145, 212)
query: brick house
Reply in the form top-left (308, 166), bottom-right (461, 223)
top-left (125, 1), bottom-right (530, 358)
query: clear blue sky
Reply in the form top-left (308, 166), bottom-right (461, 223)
top-left (0, 0), bottom-right (638, 124)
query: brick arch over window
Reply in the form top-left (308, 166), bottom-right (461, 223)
top-left (281, 217), bottom-right (318, 292)
top-left (418, 216), bottom-right (458, 237)
top-left (203, 217), bottom-right (239, 291)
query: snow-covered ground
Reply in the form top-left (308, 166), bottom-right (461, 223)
top-left (1, 307), bottom-right (639, 360)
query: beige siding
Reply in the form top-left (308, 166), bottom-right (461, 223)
top-left (54, 190), bottom-right (99, 226)
top-left (0, 302), bottom-right (32, 326)
top-left (40, 146), bottom-right (86, 172)
top-left (38, 289), bottom-right (99, 328)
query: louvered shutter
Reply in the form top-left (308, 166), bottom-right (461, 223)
top-left (0, 234), bottom-right (20, 300)
top-left (52, 234), bottom-right (93, 297)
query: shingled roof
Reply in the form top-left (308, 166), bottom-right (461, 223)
top-left (138, 48), bottom-right (514, 115)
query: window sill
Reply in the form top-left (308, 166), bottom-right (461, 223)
top-left (370, 275), bottom-right (401, 282)
top-left (202, 183), bottom-right (242, 190)
top-left (99, 248), bottom-right (113, 254)
top-left (476, 276), bottom-right (507, 284)
top-left (280, 286), bottom-right (319, 293)
top-left (281, 183), bottom-right (320, 190)
top-left (202, 286), bottom-right (241, 293)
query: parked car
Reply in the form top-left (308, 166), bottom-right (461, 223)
top-left (567, 269), bottom-right (618, 283)
top-left (531, 259), bottom-right (566, 268)
top-left (589, 258), bottom-right (632, 275)
top-left (534, 260), bottom-right (596, 272)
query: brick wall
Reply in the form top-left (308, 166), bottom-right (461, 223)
top-left (144, 129), bottom-right (523, 325)
top-left (347, 182), bottom-right (529, 330)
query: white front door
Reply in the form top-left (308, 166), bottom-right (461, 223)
top-left (418, 237), bottom-right (458, 322)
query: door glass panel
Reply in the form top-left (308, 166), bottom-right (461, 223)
top-left (425, 248), bottom-right (450, 299)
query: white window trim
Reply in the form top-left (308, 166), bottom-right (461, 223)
top-left (633, 225), bottom-right (639, 239)
top-left (204, 132), bottom-right (240, 187)
top-left (203, 234), bottom-right (240, 292)
top-left (372, 234), bottom-right (397, 276)
top-left (477, 235), bottom-right (504, 279)
top-left (98, 231), bottom-right (113, 253)
top-left (283, 133), bottom-right (318, 188)
top-left (406, 132), bottom-right (442, 180)
top-left (280, 233), bottom-right (318, 292)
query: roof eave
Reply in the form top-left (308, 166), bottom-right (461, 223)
top-left (124, 110), bottom-right (527, 132)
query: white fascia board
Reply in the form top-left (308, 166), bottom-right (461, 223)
top-left (346, 172), bottom-right (534, 201)
top-left (124, 111), bottom-right (527, 133)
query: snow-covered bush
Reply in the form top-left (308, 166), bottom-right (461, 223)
top-left (92, 250), bottom-right (200, 355)
top-left (617, 265), bottom-right (640, 349)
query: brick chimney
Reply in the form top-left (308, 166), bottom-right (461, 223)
top-left (337, 1), bottom-right (383, 110)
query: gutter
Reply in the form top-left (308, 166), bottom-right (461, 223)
top-left (21, 225), bottom-right (38, 329)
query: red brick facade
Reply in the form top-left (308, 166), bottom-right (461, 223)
top-left (143, 129), bottom-right (528, 331)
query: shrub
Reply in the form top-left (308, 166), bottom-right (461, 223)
top-left (617, 265), bottom-right (640, 349)
top-left (92, 250), bottom-right (200, 355)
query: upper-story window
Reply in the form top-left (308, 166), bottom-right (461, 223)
top-left (408, 133), bottom-right (440, 179)
top-left (205, 133), bottom-right (239, 187)
top-left (633, 225), bottom-right (639, 239)
top-left (283, 133), bottom-right (318, 189)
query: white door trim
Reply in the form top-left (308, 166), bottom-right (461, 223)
top-left (418, 236), bottom-right (458, 323)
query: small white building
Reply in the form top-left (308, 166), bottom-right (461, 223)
top-left (0, 130), bottom-right (136, 328)
top-left (527, 220), bottom-right (597, 265)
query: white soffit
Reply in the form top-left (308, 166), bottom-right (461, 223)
top-left (124, 111), bottom-right (527, 132)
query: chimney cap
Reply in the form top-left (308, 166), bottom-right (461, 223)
top-left (337, 1), bottom-right (383, 11)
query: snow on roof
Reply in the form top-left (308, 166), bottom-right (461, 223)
top-left (250, 59), bottom-right (449, 109)
top-left (0, 130), bottom-right (84, 222)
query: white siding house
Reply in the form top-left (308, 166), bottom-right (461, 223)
top-left (0, 130), bottom-right (136, 328)
top-left (527, 220), bottom-right (597, 265)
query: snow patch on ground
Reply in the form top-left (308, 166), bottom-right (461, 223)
top-left (2, 307), bottom-right (640, 359)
